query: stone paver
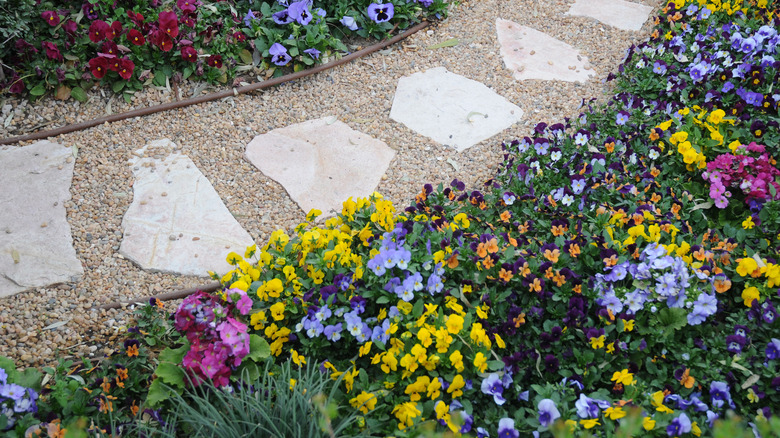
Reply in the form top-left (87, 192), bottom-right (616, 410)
top-left (566, 0), bottom-right (654, 31)
top-left (120, 139), bottom-right (256, 276)
top-left (245, 117), bottom-right (395, 215)
top-left (0, 141), bottom-right (83, 297)
top-left (389, 67), bottom-right (523, 152)
top-left (496, 19), bottom-right (596, 83)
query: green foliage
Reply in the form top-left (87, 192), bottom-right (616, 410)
top-left (135, 360), bottom-right (372, 438)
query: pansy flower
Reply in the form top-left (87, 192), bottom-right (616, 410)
top-left (269, 43), bottom-right (291, 66)
top-left (367, 3), bottom-right (394, 23)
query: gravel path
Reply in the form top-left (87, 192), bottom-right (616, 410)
top-left (0, 0), bottom-right (661, 367)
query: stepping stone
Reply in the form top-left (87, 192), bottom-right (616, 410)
top-left (245, 117), bottom-right (395, 215)
top-left (389, 67), bottom-right (523, 152)
top-left (120, 139), bottom-right (255, 276)
top-left (496, 19), bottom-right (596, 83)
top-left (566, 0), bottom-right (654, 31)
top-left (0, 141), bottom-right (83, 297)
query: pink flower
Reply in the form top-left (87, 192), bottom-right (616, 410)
top-left (236, 294), bottom-right (252, 315)
top-left (200, 349), bottom-right (226, 380)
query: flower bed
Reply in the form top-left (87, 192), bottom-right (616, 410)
top-left (2, 0), bottom-right (780, 437)
top-left (0, 0), bottom-right (449, 102)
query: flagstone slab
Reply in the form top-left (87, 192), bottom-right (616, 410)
top-left (245, 117), bottom-right (395, 215)
top-left (496, 19), bottom-right (596, 83)
top-left (389, 67), bottom-right (523, 152)
top-left (566, 0), bottom-right (654, 31)
top-left (120, 139), bottom-right (255, 276)
top-left (0, 140), bottom-right (83, 297)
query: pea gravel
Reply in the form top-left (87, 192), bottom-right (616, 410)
top-left (0, 0), bottom-right (662, 367)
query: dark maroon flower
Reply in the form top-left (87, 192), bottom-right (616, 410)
top-left (89, 20), bottom-right (110, 43)
top-left (63, 19), bottom-right (78, 34)
top-left (180, 45), bottom-right (198, 62)
top-left (117, 58), bottom-right (134, 79)
top-left (106, 21), bottom-right (123, 40)
top-left (41, 10), bottom-right (60, 26)
top-left (55, 68), bottom-right (65, 82)
top-left (177, 0), bottom-right (199, 13)
top-left (127, 29), bottom-right (145, 46)
top-left (233, 31), bottom-right (246, 42)
top-left (7, 74), bottom-right (25, 94)
top-left (15, 39), bottom-right (38, 57)
top-left (82, 2), bottom-right (98, 19)
top-left (158, 11), bottom-right (179, 39)
top-left (108, 57), bottom-right (121, 72)
top-left (89, 56), bottom-right (109, 79)
top-left (543, 354), bottom-right (559, 373)
top-left (127, 10), bottom-right (145, 26)
top-left (41, 42), bottom-right (63, 61)
top-left (207, 54), bottom-right (222, 68)
top-left (100, 41), bottom-right (119, 57)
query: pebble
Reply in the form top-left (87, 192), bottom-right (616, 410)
top-left (0, 0), bottom-right (662, 367)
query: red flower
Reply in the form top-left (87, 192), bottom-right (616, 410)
top-left (180, 45), bottom-right (198, 62)
top-left (127, 29), bottom-right (145, 46)
top-left (106, 21), bottom-right (123, 40)
top-left (89, 57), bottom-right (109, 79)
top-left (117, 58), bottom-right (134, 79)
top-left (233, 31), bottom-right (246, 42)
top-left (108, 57), bottom-right (121, 72)
top-left (177, 0), bottom-right (198, 14)
top-left (41, 42), bottom-right (63, 61)
top-left (89, 20), bottom-right (110, 43)
top-left (100, 41), bottom-right (119, 57)
top-left (41, 10), bottom-right (60, 26)
top-left (158, 11), bottom-right (179, 39)
top-left (207, 54), bottom-right (222, 68)
top-left (127, 10), bottom-right (145, 26)
top-left (63, 19), bottom-right (78, 34)
top-left (158, 34), bottom-right (173, 51)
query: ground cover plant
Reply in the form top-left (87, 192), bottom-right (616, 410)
top-left (2, 0), bottom-right (780, 437)
top-left (0, 0), bottom-right (450, 102)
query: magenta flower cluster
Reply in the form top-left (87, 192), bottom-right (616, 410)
top-left (702, 142), bottom-right (780, 210)
top-left (173, 289), bottom-right (252, 387)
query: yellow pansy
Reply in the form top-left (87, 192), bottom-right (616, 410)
top-left (605, 407), bottom-right (626, 420)
top-left (350, 391), bottom-right (377, 414)
top-left (446, 314), bottom-right (464, 334)
top-left (643, 416), bottom-right (656, 430)
top-left (742, 216), bottom-right (755, 230)
top-left (269, 302), bottom-right (285, 320)
top-left (473, 352), bottom-right (488, 373)
top-left (580, 418), bottom-right (600, 429)
top-left (611, 369), bottom-right (634, 386)
top-left (742, 286), bottom-right (760, 308)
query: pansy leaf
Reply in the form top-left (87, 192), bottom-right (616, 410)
top-left (412, 298), bottom-right (424, 318)
top-left (29, 84), bottom-right (46, 96)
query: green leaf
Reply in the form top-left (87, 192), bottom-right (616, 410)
top-left (487, 360), bottom-right (504, 371)
top-left (71, 87), bottom-right (87, 102)
top-left (656, 307), bottom-right (688, 332)
top-left (145, 379), bottom-right (178, 407)
top-left (123, 92), bottom-right (132, 104)
top-left (427, 38), bottom-right (459, 49)
top-left (112, 80), bottom-right (125, 93)
top-left (0, 356), bottom-right (18, 382)
top-left (234, 360), bottom-right (260, 382)
top-left (246, 334), bottom-right (271, 362)
top-left (155, 362), bottom-right (186, 388)
top-left (239, 49), bottom-right (253, 64)
top-left (29, 84), bottom-right (46, 96)
top-left (159, 342), bottom-right (189, 364)
top-left (16, 368), bottom-right (42, 391)
top-left (375, 295), bottom-right (390, 304)
top-left (412, 298), bottom-right (424, 318)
